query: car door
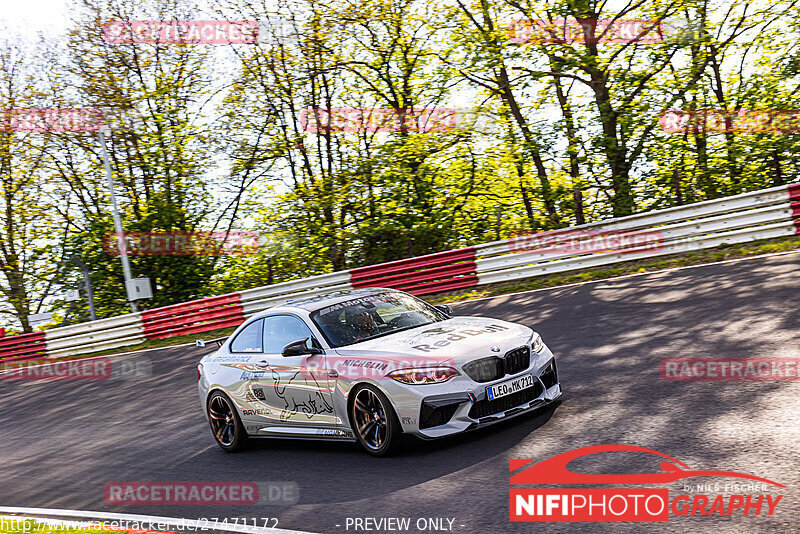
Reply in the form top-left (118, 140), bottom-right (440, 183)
top-left (246, 314), bottom-right (336, 427)
top-left (225, 317), bottom-right (275, 421)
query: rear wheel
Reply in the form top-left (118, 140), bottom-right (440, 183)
top-left (207, 391), bottom-right (248, 452)
top-left (350, 385), bottom-right (402, 456)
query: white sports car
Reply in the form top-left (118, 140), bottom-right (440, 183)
top-left (197, 288), bottom-right (561, 456)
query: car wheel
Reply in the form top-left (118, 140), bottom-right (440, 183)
top-left (207, 391), bottom-right (248, 452)
top-left (350, 384), bottom-right (401, 457)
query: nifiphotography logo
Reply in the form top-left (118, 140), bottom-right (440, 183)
top-left (509, 444), bottom-right (784, 522)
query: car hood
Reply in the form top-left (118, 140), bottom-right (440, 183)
top-left (332, 316), bottom-right (534, 365)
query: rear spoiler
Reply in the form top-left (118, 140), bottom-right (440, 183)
top-left (195, 337), bottom-right (228, 348)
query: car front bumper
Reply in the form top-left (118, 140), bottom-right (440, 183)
top-left (383, 345), bottom-right (562, 439)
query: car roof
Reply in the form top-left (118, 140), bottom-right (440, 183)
top-left (275, 287), bottom-right (399, 313)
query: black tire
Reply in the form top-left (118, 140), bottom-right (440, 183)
top-left (207, 391), bottom-right (248, 452)
top-left (349, 384), bottom-right (402, 457)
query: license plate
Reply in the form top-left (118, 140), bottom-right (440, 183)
top-left (486, 373), bottom-right (535, 400)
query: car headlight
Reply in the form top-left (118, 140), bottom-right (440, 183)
top-left (531, 333), bottom-right (545, 353)
top-left (388, 366), bottom-right (459, 385)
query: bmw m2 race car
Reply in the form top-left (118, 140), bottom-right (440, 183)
top-left (196, 288), bottom-right (561, 456)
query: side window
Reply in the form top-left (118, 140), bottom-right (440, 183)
top-left (229, 319), bottom-right (264, 353)
top-left (263, 315), bottom-right (314, 354)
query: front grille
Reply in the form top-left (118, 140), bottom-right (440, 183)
top-left (419, 402), bottom-right (460, 429)
top-left (463, 357), bottom-right (503, 382)
top-left (462, 346), bottom-right (531, 383)
top-left (505, 346), bottom-right (530, 375)
top-left (468, 381), bottom-right (543, 419)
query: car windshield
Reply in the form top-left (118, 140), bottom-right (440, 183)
top-left (309, 292), bottom-right (448, 348)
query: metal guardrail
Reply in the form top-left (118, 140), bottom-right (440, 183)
top-left (478, 221), bottom-right (794, 286)
top-left (0, 182), bottom-right (797, 363)
top-left (0, 332), bottom-right (47, 363)
top-left (43, 314), bottom-right (143, 359)
top-left (141, 294), bottom-right (244, 339)
top-left (475, 186), bottom-right (798, 285)
top-left (349, 247), bottom-right (478, 295)
top-left (239, 271), bottom-right (352, 317)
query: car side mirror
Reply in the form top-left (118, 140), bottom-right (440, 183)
top-left (195, 337), bottom-right (227, 348)
top-left (282, 337), bottom-right (322, 357)
top-left (435, 304), bottom-right (452, 317)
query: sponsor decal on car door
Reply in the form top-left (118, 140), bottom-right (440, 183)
top-left (245, 314), bottom-right (336, 425)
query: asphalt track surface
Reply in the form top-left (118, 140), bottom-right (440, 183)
top-left (2, 251), bottom-right (800, 534)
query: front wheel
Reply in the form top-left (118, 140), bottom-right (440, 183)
top-left (350, 385), bottom-right (402, 457)
top-left (207, 391), bottom-right (248, 452)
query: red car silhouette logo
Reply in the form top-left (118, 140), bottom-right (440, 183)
top-left (510, 444), bottom-right (784, 487)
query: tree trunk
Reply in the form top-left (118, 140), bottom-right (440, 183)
top-left (673, 166), bottom-right (683, 205)
top-left (587, 70), bottom-right (634, 216)
top-left (771, 150), bottom-right (784, 186)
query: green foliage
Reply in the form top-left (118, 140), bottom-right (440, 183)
top-left (2, 0), bottom-right (800, 328)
